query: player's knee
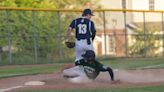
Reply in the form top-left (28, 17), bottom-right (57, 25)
top-left (107, 67), bottom-right (113, 72)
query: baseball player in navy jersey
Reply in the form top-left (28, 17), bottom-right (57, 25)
top-left (65, 8), bottom-right (96, 64)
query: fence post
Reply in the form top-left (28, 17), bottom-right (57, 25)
top-left (123, 10), bottom-right (128, 57)
top-left (6, 10), bottom-right (12, 64)
top-left (103, 11), bottom-right (107, 56)
top-left (143, 12), bottom-right (147, 57)
top-left (57, 11), bottom-right (63, 58)
top-left (32, 11), bottom-right (38, 63)
top-left (162, 12), bottom-right (164, 57)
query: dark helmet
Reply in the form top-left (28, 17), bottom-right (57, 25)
top-left (82, 8), bottom-right (94, 16)
top-left (82, 50), bottom-right (95, 61)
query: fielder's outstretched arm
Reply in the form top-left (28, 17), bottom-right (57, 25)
top-left (65, 27), bottom-right (72, 42)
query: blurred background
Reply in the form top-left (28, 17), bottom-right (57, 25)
top-left (0, 0), bottom-right (164, 65)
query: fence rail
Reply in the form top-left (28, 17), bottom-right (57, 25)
top-left (0, 7), bottom-right (164, 65)
top-left (1, 7), bottom-right (164, 12)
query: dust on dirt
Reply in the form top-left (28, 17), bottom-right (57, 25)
top-left (1, 69), bottom-right (164, 92)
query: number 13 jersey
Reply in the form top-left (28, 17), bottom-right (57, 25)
top-left (69, 18), bottom-right (96, 40)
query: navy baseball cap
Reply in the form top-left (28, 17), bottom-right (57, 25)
top-left (82, 9), bottom-right (94, 16)
top-left (82, 50), bottom-right (95, 60)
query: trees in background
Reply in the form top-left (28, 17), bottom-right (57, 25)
top-left (0, 0), bottom-right (100, 63)
top-left (128, 24), bottom-right (163, 57)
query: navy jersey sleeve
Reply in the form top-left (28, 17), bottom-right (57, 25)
top-left (91, 21), bottom-right (96, 40)
top-left (91, 21), bottom-right (96, 34)
top-left (69, 19), bottom-right (76, 29)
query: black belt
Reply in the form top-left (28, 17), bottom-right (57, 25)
top-left (76, 38), bottom-right (91, 45)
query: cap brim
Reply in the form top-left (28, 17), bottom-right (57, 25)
top-left (82, 54), bottom-right (89, 59)
top-left (82, 14), bottom-right (94, 16)
top-left (90, 14), bottom-right (94, 16)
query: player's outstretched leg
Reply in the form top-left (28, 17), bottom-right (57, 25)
top-left (100, 66), bottom-right (114, 81)
top-left (107, 67), bottom-right (114, 81)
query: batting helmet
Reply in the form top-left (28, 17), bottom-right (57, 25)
top-left (82, 9), bottom-right (94, 16)
top-left (82, 50), bottom-right (95, 61)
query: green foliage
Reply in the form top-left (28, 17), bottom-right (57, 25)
top-left (129, 27), bottom-right (163, 57)
top-left (0, 0), bottom-right (56, 8)
top-left (0, 0), bottom-right (101, 64)
top-left (0, 0), bottom-right (100, 9)
top-left (54, 0), bottom-right (100, 9)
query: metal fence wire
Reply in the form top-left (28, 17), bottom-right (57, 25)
top-left (0, 7), bottom-right (164, 64)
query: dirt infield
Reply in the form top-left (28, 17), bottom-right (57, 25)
top-left (1, 69), bottom-right (164, 92)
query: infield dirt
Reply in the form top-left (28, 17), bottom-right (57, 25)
top-left (1, 69), bottom-right (164, 92)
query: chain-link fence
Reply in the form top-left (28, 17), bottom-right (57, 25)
top-left (0, 7), bottom-right (164, 65)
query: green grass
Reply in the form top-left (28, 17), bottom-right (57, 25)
top-left (0, 57), bottom-right (163, 78)
top-left (15, 85), bottom-right (164, 92)
top-left (0, 64), bottom-right (62, 78)
top-left (101, 57), bottom-right (164, 69)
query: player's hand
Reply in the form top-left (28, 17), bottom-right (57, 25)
top-left (65, 41), bottom-right (75, 48)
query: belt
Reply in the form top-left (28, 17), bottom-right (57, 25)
top-left (76, 38), bottom-right (81, 40)
top-left (76, 38), bottom-right (91, 45)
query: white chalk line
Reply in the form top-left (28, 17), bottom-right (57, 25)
top-left (137, 64), bottom-right (164, 69)
top-left (0, 86), bottom-right (24, 92)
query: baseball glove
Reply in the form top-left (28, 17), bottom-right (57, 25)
top-left (65, 42), bottom-right (75, 48)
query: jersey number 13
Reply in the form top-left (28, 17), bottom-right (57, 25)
top-left (78, 24), bottom-right (87, 34)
